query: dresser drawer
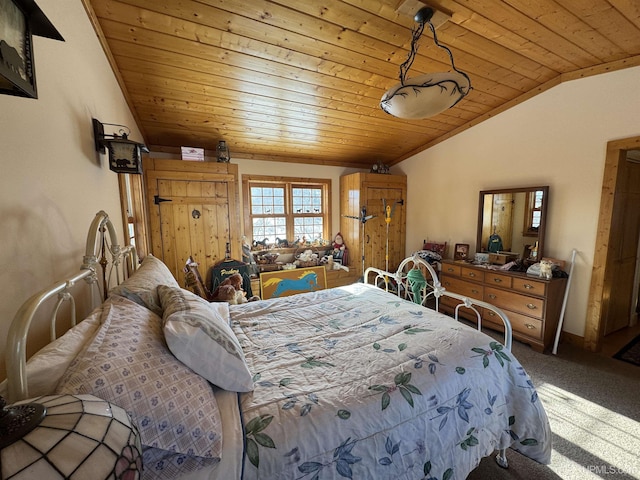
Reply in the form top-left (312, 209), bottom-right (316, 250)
top-left (441, 275), bottom-right (484, 300)
top-left (439, 297), bottom-right (481, 321)
top-left (485, 272), bottom-right (512, 288)
top-left (484, 286), bottom-right (544, 319)
top-left (512, 277), bottom-right (547, 296)
top-left (483, 309), bottom-right (543, 340)
top-left (441, 263), bottom-right (461, 276)
top-left (461, 267), bottom-right (484, 282)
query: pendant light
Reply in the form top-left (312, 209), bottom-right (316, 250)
top-left (380, 6), bottom-right (472, 120)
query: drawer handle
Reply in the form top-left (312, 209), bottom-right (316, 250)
top-left (447, 268), bottom-right (454, 272)
top-left (488, 294), bottom-right (497, 299)
top-left (468, 272), bottom-right (476, 277)
top-left (471, 289), bottom-right (479, 294)
top-left (526, 303), bottom-right (537, 310)
top-left (444, 281), bottom-right (451, 286)
top-left (493, 278), bottom-right (502, 283)
top-left (523, 284), bottom-right (535, 289)
top-left (487, 311), bottom-right (495, 317)
top-left (524, 323), bottom-right (536, 330)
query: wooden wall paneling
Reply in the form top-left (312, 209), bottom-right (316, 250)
top-left (340, 173), bottom-right (407, 279)
top-left (340, 173), bottom-right (362, 276)
top-left (201, 180), bottom-right (219, 276)
top-left (84, 0), bottom-right (640, 168)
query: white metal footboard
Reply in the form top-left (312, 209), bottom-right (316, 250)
top-left (364, 255), bottom-right (512, 351)
top-left (365, 255), bottom-right (514, 469)
top-left (6, 211), bottom-right (137, 402)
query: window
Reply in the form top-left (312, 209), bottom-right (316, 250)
top-left (523, 189), bottom-right (544, 236)
top-left (242, 175), bottom-right (330, 245)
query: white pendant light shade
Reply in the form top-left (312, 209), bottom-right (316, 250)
top-left (381, 6), bottom-right (472, 120)
top-left (380, 72), bottom-right (471, 119)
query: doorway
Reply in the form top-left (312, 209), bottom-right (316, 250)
top-left (586, 137), bottom-right (640, 352)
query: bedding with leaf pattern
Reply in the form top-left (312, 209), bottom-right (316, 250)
top-left (231, 282), bottom-right (551, 480)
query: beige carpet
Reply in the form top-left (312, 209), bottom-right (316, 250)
top-left (468, 340), bottom-right (640, 479)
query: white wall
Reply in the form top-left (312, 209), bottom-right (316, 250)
top-left (397, 66), bottom-right (640, 337)
top-left (0, 0), bottom-right (142, 378)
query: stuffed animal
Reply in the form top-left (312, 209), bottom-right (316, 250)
top-left (539, 259), bottom-right (553, 280)
top-left (211, 273), bottom-right (260, 304)
top-left (212, 284), bottom-right (245, 304)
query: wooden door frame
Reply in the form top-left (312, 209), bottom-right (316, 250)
top-left (585, 135), bottom-right (640, 351)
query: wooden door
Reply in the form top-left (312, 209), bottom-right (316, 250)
top-left (339, 173), bottom-right (406, 279)
top-left (603, 159), bottom-right (640, 335)
top-left (145, 160), bottom-right (241, 286)
top-left (364, 184), bottom-right (406, 274)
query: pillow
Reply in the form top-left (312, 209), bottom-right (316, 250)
top-left (56, 295), bottom-right (223, 460)
top-left (109, 255), bottom-right (179, 316)
top-left (158, 285), bottom-right (254, 392)
top-left (0, 306), bottom-right (102, 399)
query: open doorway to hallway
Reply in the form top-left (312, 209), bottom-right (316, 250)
top-left (587, 141), bottom-right (640, 357)
top-left (602, 149), bottom-right (640, 358)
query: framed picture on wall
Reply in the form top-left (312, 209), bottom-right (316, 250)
top-left (0, 0), bottom-right (37, 98)
top-left (0, 0), bottom-right (63, 99)
top-left (454, 243), bottom-right (470, 261)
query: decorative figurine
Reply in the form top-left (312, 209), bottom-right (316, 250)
top-left (332, 232), bottom-right (348, 265)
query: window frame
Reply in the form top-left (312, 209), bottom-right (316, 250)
top-left (523, 189), bottom-right (544, 237)
top-left (242, 175), bottom-right (331, 246)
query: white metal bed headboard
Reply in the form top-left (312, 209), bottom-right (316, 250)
top-left (364, 254), bottom-right (513, 351)
top-left (6, 211), bottom-right (137, 402)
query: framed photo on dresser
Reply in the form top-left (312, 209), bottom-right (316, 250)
top-left (454, 243), bottom-right (469, 261)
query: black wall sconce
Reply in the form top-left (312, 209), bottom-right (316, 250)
top-left (216, 140), bottom-right (230, 163)
top-left (93, 118), bottom-right (149, 174)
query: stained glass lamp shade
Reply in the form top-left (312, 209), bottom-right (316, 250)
top-left (0, 394), bottom-right (142, 480)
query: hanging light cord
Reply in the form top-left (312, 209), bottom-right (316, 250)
top-left (398, 17), bottom-right (472, 92)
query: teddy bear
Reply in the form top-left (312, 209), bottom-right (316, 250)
top-left (212, 284), bottom-right (246, 305)
top-left (210, 273), bottom-right (260, 304)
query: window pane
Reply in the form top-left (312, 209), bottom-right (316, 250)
top-left (534, 190), bottom-right (543, 208)
top-left (294, 217), bottom-right (324, 240)
top-left (253, 217), bottom-right (286, 244)
top-left (532, 211), bottom-right (541, 228)
top-left (292, 187), bottom-right (322, 214)
top-left (251, 186), bottom-right (285, 216)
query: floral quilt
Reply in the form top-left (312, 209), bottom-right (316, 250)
top-left (231, 283), bottom-right (551, 480)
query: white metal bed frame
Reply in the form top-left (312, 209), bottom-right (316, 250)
top-left (364, 254), bottom-right (514, 469)
top-left (364, 254), bottom-right (513, 351)
top-left (6, 237), bottom-right (514, 468)
top-left (6, 211), bottom-right (137, 403)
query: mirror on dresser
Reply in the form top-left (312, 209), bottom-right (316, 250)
top-left (476, 186), bottom-right (549, 262)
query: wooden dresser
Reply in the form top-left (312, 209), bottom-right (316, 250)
top-left (439, 260), bottom-right (567, 353)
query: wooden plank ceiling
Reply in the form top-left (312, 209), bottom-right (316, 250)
top-left (84, 0), bottom-right (640, 169)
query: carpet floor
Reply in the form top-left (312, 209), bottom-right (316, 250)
top-left (467, 338), bottom-right (640, 479)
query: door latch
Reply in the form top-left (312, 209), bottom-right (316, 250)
top-left (154, 195), bottom-right (172, 205)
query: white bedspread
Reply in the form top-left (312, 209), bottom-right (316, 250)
top-left (5, 283), bottom-right (551, 480)
top-left (231, 283), bottom-right (551, 480)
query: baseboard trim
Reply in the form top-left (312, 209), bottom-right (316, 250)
top-left (560, 331), bottom-right (585, 349)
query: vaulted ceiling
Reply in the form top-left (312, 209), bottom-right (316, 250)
top-left (83, 0), bottom-right (640, 169)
